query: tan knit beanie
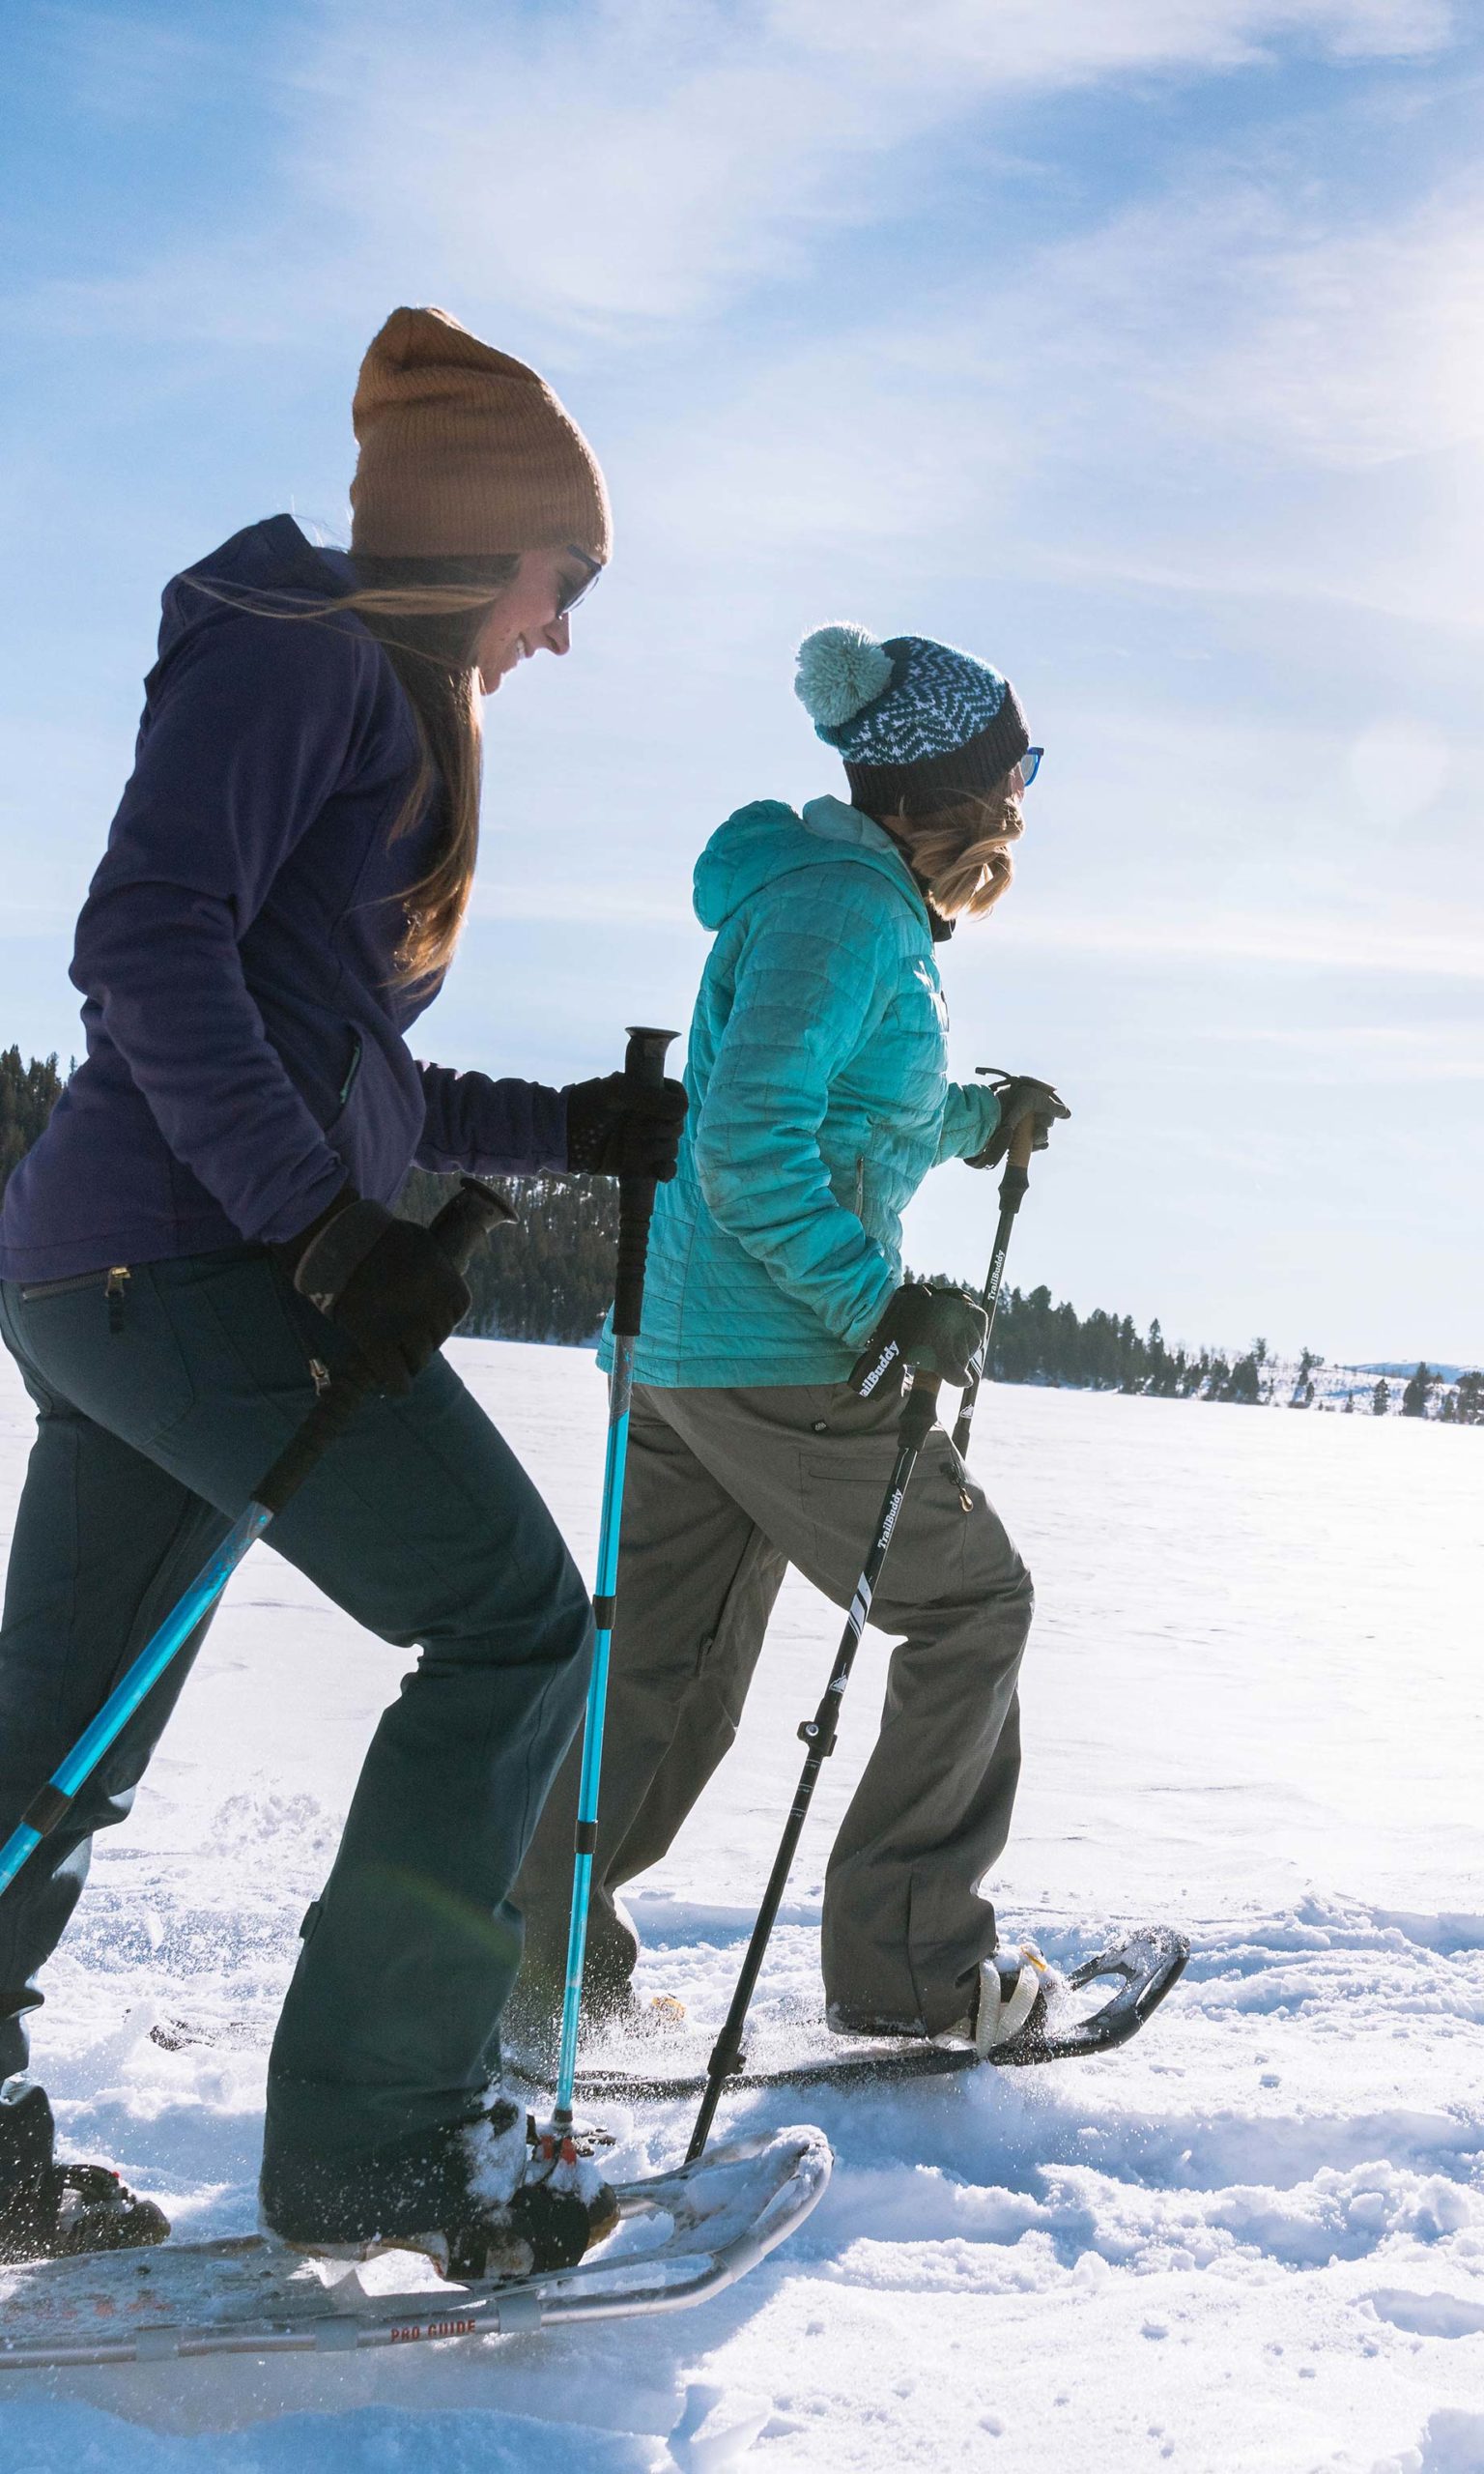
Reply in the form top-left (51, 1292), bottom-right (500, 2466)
top-left (349, 305), bottom-right (611, 562)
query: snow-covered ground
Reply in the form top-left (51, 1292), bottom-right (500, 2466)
top-left (2, 1338), bottom-right (1482, 2473)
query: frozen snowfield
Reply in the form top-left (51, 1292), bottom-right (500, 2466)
top-left (2, 1338), bottom-right (1482, 2473)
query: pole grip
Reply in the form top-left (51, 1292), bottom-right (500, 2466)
top-left (429, 1173), bottom-right (518, 1277)
top-left (1008, 1112), bottom-right (1037, 1172)
top-left (612, 1025), bottom-right (678, 1339)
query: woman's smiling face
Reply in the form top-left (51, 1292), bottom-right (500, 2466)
top-left (473, 547), bottom-right (601, 692)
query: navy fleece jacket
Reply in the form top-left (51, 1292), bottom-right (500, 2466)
top-left (0, 516), bottom-right (567, 1282)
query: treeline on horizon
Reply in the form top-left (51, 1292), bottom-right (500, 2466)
top-left (4, 1047), bottom-right (1479, 1421)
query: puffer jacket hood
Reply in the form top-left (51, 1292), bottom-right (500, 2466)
top-left (692, 795), bottom-right (930, 935)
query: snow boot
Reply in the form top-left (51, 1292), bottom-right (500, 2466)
top-left (0, 2084), bottom-right (169, 2264)
top-left (826, 1942), bottom-right (1054, 2057)
top-left (266, 2094), bottom-right (618, 2283)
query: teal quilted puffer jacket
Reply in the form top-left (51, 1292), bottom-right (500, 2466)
top-left (614, 795), bottom-right (1002, 1389)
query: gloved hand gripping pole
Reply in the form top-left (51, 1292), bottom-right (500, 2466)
top-left (0, 1178), bottom-right (515, 1904)
top-left (951, 1099), bottom-right (1039, 1461)
top-left (551, 1025), bottom-right (678, 2133)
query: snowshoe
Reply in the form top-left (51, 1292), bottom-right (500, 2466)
top-left (560, 1924), bottom-right (1189, 2101)
top-left (0, 2126), bottom-right (831, 2371)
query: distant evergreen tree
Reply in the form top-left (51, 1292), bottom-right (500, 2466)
top-left (0, 1050), bottom-right (64, 1200)
top-left (1456, 1372), bottom-right (1483, 1426)
top-left (1401, 1362), bottom-right (1435, 1419)
top-left (1291, 1345), bottom-right (1322, 1408)
top-left (1225, 1353), bottom-right (1262, 1405)
top-left (1372, 1378), bottom-right (1390, 1417)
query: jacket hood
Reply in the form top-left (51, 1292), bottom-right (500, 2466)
top-left (160, 514), bottom-right (358, 662)
top-left (692, 795), bottom-right (928, 933)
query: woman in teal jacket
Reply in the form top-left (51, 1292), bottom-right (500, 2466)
top-left (513, 623), bottom-right (1068, 2056)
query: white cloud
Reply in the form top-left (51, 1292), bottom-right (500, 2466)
top-left (1128, 192), bottom-right (1484, 468)
top-left (284, 0), bottom-right (1453, 330)
top-left (779, 0), bottom-right (1451, 83)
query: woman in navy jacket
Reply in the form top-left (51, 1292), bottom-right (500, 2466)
top-left (0, 307), bottom-right (682, 2275)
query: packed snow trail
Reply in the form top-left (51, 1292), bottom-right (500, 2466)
top-left (1, 1341), bottom-right (1481, 2471)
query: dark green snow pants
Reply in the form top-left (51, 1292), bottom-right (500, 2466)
top-left (0, 1247), bottom-right (592, 2235)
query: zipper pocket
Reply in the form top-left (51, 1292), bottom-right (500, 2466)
top-left (19, 1270), bottom-right (111, 1303)
top-left (337, 1031), bottom-right (364, 1109)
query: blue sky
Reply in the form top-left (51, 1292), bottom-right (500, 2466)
top-left (3, 0), bottom-right (1481, 1365)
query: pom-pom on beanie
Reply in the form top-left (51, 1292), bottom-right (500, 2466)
top-left (350, 305), bottom-right (612, 563)
top-left (794, 622), bottom-right (1029, 811)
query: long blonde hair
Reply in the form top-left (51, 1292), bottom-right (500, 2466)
top-left (338, 557), bottom-right (521, 987)
top-left (886, 777), bottom-right (1024, 919)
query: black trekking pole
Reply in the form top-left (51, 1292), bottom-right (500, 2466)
top-left (950, 1093), bottom-right (1041, 1461)
top-left (0, 1177), bottom-right (514, 1903)
top-left (686, 1365), bottom-right (945, 2164)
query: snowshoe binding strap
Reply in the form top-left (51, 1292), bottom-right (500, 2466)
top-left (973, 1945), bottom-right (1051, 2060)
top-left (0, 2161), bottom-right (169, 2264)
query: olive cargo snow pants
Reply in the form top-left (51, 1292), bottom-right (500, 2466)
top-left (0, 1249), bottom-right (591, 2232)
top-left (512, 1378), bottom-right (1034, 2040)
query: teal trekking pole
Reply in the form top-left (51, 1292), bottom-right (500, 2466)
top-left (550, 1025), bottom-right (677, 2133)
top-left (0, 1177), bottom-right (514, 1904)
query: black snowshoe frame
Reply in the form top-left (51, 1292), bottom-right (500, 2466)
top-left (560, 1926), bottom-right (1189, 2105)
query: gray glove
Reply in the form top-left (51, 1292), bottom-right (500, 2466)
top-left (850, 1282), bottom-right (989, 1397)
top-left (968, 1071), bottom-right (1070, 1169)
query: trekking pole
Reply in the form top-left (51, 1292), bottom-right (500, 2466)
top-left (950, 1090), bottom-right (1041, 1461)
top-left (686, 1366), bottom-right (945, 2164)
top-left (550, 1025), bottom-right (678, 2134)
top-left (0, 1177), bottom-right (514, 1904)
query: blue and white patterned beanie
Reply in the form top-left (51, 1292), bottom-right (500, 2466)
top-left (794, 623), bottom-right (1029, 811)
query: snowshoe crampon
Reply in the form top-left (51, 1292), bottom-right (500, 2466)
top-left (564, 1925), bottom-right (1189, 2101)
top-left (0, 2126), bottom-right (830, 2373)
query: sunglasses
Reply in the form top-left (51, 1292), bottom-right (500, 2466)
top-left (1018, 747), bottom-right (1042, 789)
top-left (556, 546), bottom-right (604, 620)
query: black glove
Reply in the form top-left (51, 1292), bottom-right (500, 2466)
top-left (968, 1071), bottom-right (1070, 1169)
top-left (564, 1073), bottom-right (688, 1179)
top-left (850, 1282), bottom-right (989, 1397)
top-left (274, 1190), bottom-right (471, 1396)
